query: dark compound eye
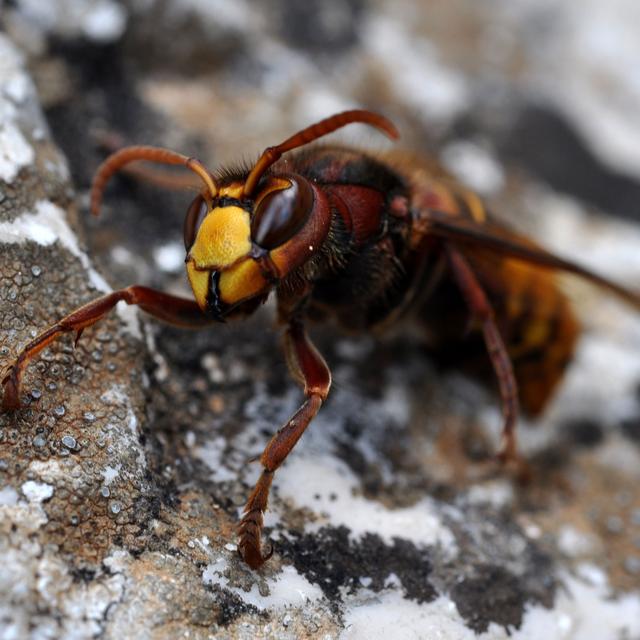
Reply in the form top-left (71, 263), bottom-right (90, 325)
top-left (183, 194), bottom-right (208, 251)
top-left (250, 177), bottom-right (313, 250)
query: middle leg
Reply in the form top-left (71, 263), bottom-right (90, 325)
top-left (237, 319), bottom-right (331, 569)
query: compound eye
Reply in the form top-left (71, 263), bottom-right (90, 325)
top-left (251, 177), bottom-right (313, 250)
top-left (183, 194), bottom-right (208, 251)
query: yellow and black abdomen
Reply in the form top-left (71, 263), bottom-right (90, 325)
top-left (416, 247), bottom-right (580, 416)
top-left (393, 152), bottom-right (581, 416)
top-left (466, 249), bottom-right (580, 415)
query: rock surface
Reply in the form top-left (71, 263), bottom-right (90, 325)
top-left (1, 2), bottom-right (640, 639)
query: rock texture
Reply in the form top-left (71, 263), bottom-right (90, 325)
top-left (1, 2), bottom-right (640, 639)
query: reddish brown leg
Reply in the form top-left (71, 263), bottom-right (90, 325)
top-left (238, 320), bottom-right (331, 569)
top-left (445, 246), bottom-right (521, 467)
top-left (1, 287), bottom-right (210, 411)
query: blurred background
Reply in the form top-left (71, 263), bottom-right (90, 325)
top-left (3, 0), bottom-right (640, 291)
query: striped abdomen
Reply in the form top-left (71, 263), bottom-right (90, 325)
top-left (466, 250), bottom-right (580, 415)
top-left (397, 153), bottom-right (581, 415)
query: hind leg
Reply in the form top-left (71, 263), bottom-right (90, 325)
top-left (445, 246), bottom-right (525, 470)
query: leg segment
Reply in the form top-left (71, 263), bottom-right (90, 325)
top-left (445, 246), bottom-right (520, 465)
top-left (2, 287), bottom-right (210, 410)
top-left (238, 320), bottom-right (331, 569)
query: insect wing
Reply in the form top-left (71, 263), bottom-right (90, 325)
top-left (422, 210), bottom-right (640, 310)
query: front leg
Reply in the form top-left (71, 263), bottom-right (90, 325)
top-left (238, 319), bottom-right (331, 569)
top-left (1, 286), bottom-right (211, 411)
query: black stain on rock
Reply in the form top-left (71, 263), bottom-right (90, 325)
top-left (280, 526), bottom-right (437, 604)
top-left (206, 584), bottom-right (262, 627)
top-left (450, 565), bottom-right (526, 634)
top-left (438, 506), bottom-right (556, 633)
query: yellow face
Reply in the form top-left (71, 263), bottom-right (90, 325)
top-left (184, 175), bottom-right (320, 319)
top-left (186, 199), bottom-right (270, 316)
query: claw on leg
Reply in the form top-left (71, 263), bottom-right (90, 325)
top-left (236, 320), bottom-right (330, 569)
top-left (237, 470), bottom-right (275, 569)
top-left (1, 365), bottom-right (20, 411)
